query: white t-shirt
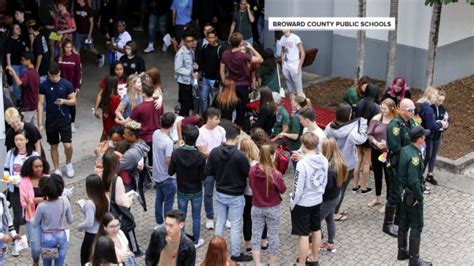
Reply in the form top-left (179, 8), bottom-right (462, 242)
top-left (170, 116), bottom-right (184, 143)
top-left (280, 33), bottom-right (302, 70)
top-left (114, 31), bottom-right (132, 60)
top-left (303, 126), bottom-right (326, 152)
top-left (12, 153), bottom-right (28, 176)
top-left (196, 125), bottom-right (226, 154)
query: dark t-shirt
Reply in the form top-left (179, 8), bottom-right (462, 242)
top-left (221, 50), bottom-right (252, 87)
top-left (33, 34), bottom-right (50, 76)
top-left (74, 3), bottom-right (93, 34)
top-left (5, 122), bottom-right (42, 152)
top-left (20, 67), bottom-right (40, 111)
top-left (129, 101), bottom-right (163, 143)
top-left (149, 0), bottom-right (172, 16)
top-left (119, 55), bottom-right (146, 77)
top-left (5, 36), bottom-right (27, 65)
top-left (200, 44), bottom-right (224, 80)
top-left (39, 78), bottom-right (74, 122)
top-left (233, 10), bottom-right (253, 40)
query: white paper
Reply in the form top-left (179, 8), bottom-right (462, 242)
top-left (162, 34), bottom-right (172, 47)
top-left (15, 235), bottom-right (29, 252)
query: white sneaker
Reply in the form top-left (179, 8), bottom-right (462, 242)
top-left (143, 44), bottom-right (155, 53)
top-left (206, 219), bottom-right (214, 230)
top-left (225, 220), bottom-right (231, 229)
top-left (11, 242), bottom-right (19, 257)
top-left (71, 123), bottom-right (76, 133)
top-left (54, 169), bottom-right (62, 176)
top-left (66, 163), bottom-right (75, 178)
top-left (133, 26), bottom-right (144, 32)
top-left (194, 238), bottom-right (204, 249)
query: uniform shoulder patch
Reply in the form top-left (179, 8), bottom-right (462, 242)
top-left (411, 156), bottom-right (420, 166)
top-left (393, 127), bottom-right (400, 136)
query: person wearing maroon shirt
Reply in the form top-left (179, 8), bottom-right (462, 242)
top-left (220, 32), bottom-right (262, 126)
top-left (58, 39), bottom-right (82, 133)
top-left (5, 51), bottom-right (40, 125)
top-left (125, 82), bottom-right (163, 167)
top-left (73, 0), bottom-right (105, 67)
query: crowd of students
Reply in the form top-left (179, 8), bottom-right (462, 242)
top-left (0, 0), bottom-right (451, 265)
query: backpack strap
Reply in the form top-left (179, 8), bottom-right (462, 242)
top-left (111, 175), bottom-right (118, 204)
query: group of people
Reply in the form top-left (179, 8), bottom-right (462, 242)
top-left (0, 0), bottom-right (452, 266)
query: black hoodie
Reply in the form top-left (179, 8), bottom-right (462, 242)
top-left (206, 143), bottom-right (250, 196)
top-left (169, 146), bottom-right (206, 194)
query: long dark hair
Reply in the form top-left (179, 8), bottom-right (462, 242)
top-left (260, 48), bottom-right (276, 76)
top-left (85, 174), bottom-right (109, 222)
top-left (356, 84), bottom-right (380, 120)
top-left (99, 75), bottom-right (118, 111)
top-left (101, 149), bottom-right (119, 192)
top-left (90, 236), bottom-right (119, 266)
top-left (259, 87), bottom-right (277, 114)
top-left (12, 130), bottom-right (34, 156)
top-left (96, 212), bottom-right (118, 238)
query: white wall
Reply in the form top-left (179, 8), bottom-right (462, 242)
top-left (438, 1), bottom-right (474, 46)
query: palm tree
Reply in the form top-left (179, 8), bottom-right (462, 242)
top-left (385, 0), bottom-right (399, 88)
top-left (355, 0), bottom-right (367, 82)
top-left (425, 1), bottom-right (443, 88)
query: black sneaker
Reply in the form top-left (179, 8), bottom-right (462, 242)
top-left (352, 185), bottom-right (361, 193)
top-left (361, 188), bottom-right (373, 195)
top-left (426, 175), bottom-right (438, 185)
top-left (231, 253), bottom-right (252, 262)
top-left (133, 250), bottom-right (145, 257)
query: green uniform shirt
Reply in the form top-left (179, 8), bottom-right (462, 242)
top-left (288, 111), bottom-right (303, 150)
top-left (398, 144), bottom-right (424, 203)
top-left (387, 115), bottom-right (415, 158)
top-left (342, 86), bottom-right (360, 108)
top-left (272, 107), bottom-right (290, 137)
top-left (258, 67), bottom-right (279, 93)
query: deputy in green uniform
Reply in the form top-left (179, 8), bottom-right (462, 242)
top-left (383, 99), bottom-right (416, 237)
top-left (397, 126), bottom-right (432, 266)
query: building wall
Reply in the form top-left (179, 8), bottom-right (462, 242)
top-left (264, 0), bottom-right (474, 89)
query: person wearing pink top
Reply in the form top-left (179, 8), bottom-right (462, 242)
top-left (19, 156), bottom-right (50, 265)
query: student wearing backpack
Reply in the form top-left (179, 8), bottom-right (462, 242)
top-left (197, 29), bottom-right (224, 113)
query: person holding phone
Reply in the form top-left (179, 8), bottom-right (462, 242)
top-left (229, 0), bottom-right (255, 44)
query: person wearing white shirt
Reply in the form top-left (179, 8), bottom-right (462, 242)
top-left (111, 21), bottom-right (132, 61)
top-left (280, 30), bottom-right (305, 97)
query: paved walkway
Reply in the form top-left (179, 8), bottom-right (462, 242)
top-left (7, 158), bottom-right (474, 265)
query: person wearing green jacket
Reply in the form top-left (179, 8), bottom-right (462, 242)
top-left (397, 126), bottom-right (431, 266)
top-left (342, 76), bottom-right (370, 111)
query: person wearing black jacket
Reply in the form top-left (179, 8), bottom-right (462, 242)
top-left (145, 210), bottom-right (196, 266)
top-left (197, 29), bottom-right (224, 113)
top-left (205, 124), bottom-right (252, 262)
top-left (120, 40), bottom-right (146, 77)
top-left (168, 125), bottom-right (206, 248)
top-left (252, 86), bottom-right (277, 136)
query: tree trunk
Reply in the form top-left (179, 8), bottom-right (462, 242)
top-left (385, 0), bottom-right (399, 90)
top-left (426, 2), bottom-right (442, 88)
top-left (355, 0), bottom-right (367, 82)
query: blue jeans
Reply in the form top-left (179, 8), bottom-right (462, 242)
top-left (148, 13), bottom-right (168, 44)
top-left (215, 192), bottom-right (245, 257)
top-left (27, 222), bottom-right (42, 263)
top-left (177, 191), bottom-right (202, 243)
top-left (41, 230), bottom-right (68, 266)
top-left (203, 176), bottom-right (215, 220)
top-left (155, 178), bottom-right (177, 225)
top-left (199, 78), bottom-right (217, 114)
top-left (11, 64), bottom-right (25, 101)
top-left (124, 255), bottom-right (138, 266)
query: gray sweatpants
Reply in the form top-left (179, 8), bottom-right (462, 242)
top-left (251, 205), bottom-right (281, 256)
top-left (282, 67), bottom-right (303, 95)
top-left (320, 194), bottom-right (341, 244)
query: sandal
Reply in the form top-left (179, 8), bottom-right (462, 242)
top-left (423, 189), bottom-right (431, 195)
top-left (367, 199), bottom-right (382, 207)
top-left (334, 213), bottom-right (348, 221)
top-left (340, 210), bottom-right (349, 216)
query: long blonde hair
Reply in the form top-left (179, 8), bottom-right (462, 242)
top-left (258, 144), bottom-right (277, 197)
top-left (381, 98), bottom-right (397, 119)
top-left (417, 86), bottom-right (438, 105)
top-left (126, 74), bottom-right (142, 110)
top-left (239, 137), bottom-right (259, 162)
top-left (322, 138), bottom-right (348, 187)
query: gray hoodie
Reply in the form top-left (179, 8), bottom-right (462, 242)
top-left (120, 140), bottom-right (150, 178)
top-left (324, 118), bottom-right (368, 170)
top-left (291, 153), bottom-right (328, 210)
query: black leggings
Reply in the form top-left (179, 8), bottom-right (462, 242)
top-left (243, 195), bottom-right (267, 242)
top-left (8, 187), bottom-right (23, 232)
top-left (235, 85), bottom-right (250, 127)
top-left (371, 148), bottom-right (390, 198)
top-left (80, 232), bottom-right (96, 265)
top-left (335, 169), bottom-right (354, 214)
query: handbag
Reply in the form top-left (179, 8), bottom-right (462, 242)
top-left (41, 198), bottom-right (67, 259)
top-left (110, 176), bottom-right (136, 232)
top-left (275, 146), bottom-right (289, 175)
